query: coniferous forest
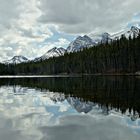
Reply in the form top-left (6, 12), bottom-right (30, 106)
top-left (0, 34), bottom-right (140, 75)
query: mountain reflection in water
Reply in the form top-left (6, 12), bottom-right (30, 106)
top-left (0, 76), bottom-right (139, 140)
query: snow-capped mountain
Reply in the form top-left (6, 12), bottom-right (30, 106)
top-left (111, 26), bottom-right (140, 40)
top-left (34, 47), bottom-right (66, 61)
top-left (67, 35), bottom-right (96, 53)
top-left (63, 26), bottom-right (140, 55)
top-left (2, 56), bottom-right (29, 64)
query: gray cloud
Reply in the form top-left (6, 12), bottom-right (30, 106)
top-left (0, 0), bottom-right (21, 31)
top-left (38, 0), bottom-right (140, 34)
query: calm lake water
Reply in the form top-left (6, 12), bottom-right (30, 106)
top-left (0, 76), bottom-right (140, 140)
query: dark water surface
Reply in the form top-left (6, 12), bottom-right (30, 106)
top-left (0, 76), bottom-right (140, 140)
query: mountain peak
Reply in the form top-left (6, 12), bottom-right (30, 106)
top-left (47, 47), bottom-right (57, 53)
top-left (76, 36), bottom-right (83, 40)
top-left (34, 47), bottom-right (66, 61)
top-left (67, 35), bottom-right (95, 53)
top-left (83, 35), bottom-right (91, 39)
top-left (12, 55), bottom-right (28, 60)
top-left (130, 26), bottom-right (140, 34)
top-left (3, 55), bottom-right (29, 64)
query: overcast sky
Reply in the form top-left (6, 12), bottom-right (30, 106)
top-left (0, 0), bottom-right (140, 61)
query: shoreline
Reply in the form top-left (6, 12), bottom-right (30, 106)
top-left (0, 73), bottom-right (139, 78)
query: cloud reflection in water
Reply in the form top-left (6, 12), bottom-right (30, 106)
top-left (0, 85), bottom-right (139, 140)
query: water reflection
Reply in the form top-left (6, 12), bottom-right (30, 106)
top-left (0, 76), bottom-right (139, 140)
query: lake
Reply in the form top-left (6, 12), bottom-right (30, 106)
top-left (0, 76), bottom-right (140, 140)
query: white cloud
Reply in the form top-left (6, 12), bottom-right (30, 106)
top-left (0, 0), bottom-right (54, 61)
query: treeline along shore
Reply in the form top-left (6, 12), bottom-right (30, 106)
top-left (0, 34), bottom-right (140, 75)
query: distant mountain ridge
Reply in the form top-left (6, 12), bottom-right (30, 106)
top-left (2, 26), bottom-right (140, 64)
top-left (89, 26), bottom-right (140, 42)
top-left (110, 26), bottom-right (140, 40)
